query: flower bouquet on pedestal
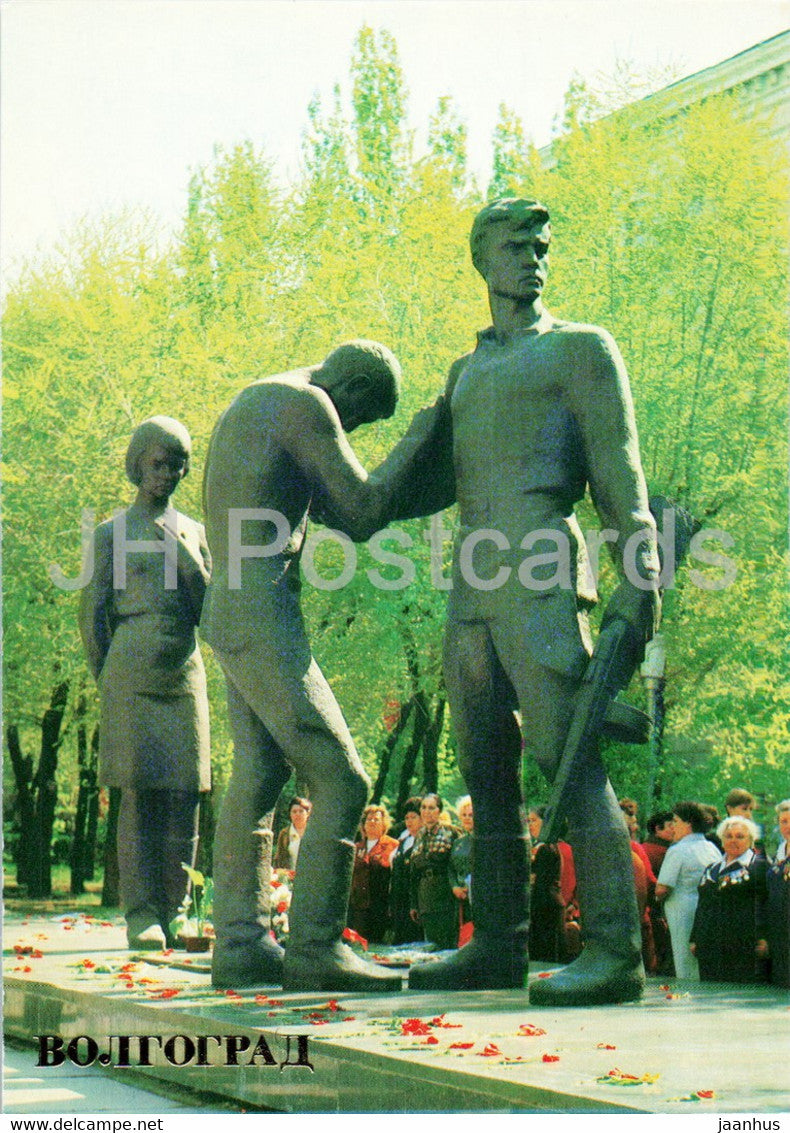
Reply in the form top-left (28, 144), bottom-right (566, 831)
top-left (170, 864), bottom-right (214, 951)
top-left (270, 869), bottom-right (293, 943)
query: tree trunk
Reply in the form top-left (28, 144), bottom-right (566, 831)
top-left (70, 715), bottom-right (89, 895)
top-left (84, 726), bottom-right (100, 881)
top-left (101, 787), bottom-right (121, 907)
top-left (28, 681), bottom-right (69, 899)
top-left (196, 791), bottom-right (215, 877)
top-left (372, 698), bottom-right (415, 804)
top-left (6, 725), bottom-right (36, 890)
top-left (420, 697), bottom-right (446, 795)
top-left (70, 699), bottom-right (99, 895)
top-left (396, 692), bottom-right (431, 815)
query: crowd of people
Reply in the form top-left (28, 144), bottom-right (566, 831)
top-left (82, 398), bottom-right (786, 992)
top-left (272, 784), bottom-right (788, 989)
top-left (272, 792), bottom-right (475, 951)
top-left (522, 788), bottom-right (788, 990)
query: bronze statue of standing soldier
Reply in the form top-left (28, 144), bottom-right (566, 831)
top-left (380, 198), bottom-right (660, 1005)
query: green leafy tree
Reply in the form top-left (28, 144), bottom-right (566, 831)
top-left (488, 103), bottom-right (542, 199)
top-left (3, 30), bottom-right (787, 891)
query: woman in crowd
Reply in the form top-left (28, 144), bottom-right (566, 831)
top-left (619, 797), bottom-right (640, 840)
top-left (527, 805), bottom-right (578, 963)
top-left (641, 811), bottom-right (675, 874)
top-left (79, 416), bottom-right (211, 950)
top-left (631, 838), bottom-right (658, 974)
top-left (274, 796), bottom-right (311, 871)
top-left (655, 801), bottom-right (722, 980)
top-left (766, 799), bottom-right (790, 988)
top-left (348, 804), bottom-right (399, 943)
top-left (409, 793), bottom-right (457, 950)
top-left (641, 811), bottom-right (675, 974)
top-left (389, 797), bottom-right (423, 944)
top-left (690, 815), bottom-right (768, 984)
top-left (450, 796), bottom-right (474, 940)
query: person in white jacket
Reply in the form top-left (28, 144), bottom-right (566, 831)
top-left (656, 800), bottom-right (722, 979)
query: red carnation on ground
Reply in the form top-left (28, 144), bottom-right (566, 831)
top-left (401, 1018), bottom-right (432, 1036)
top-left (342, 927), bottom-right (368, 950)
top-left (477, 1043), bottom-right (502, 1057)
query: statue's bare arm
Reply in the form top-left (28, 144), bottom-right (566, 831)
top-left (281, 385), bottom-right (388, 542)
top-left (78, 521), bottom-right (115, 680)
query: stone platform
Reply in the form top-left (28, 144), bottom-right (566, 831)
top-left (3, 912), bottom-right (788, 1113)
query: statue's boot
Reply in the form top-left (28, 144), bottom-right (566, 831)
top-left (212, 935), bottom-right (285, 989)
top-left (529, 825), bottom-right (644, 1006)
top-left (126, 916), bottom-right (167, 952)
top-left (212, 824), bottom-right (284, 988)
top-left (409, 834), bottom-right (530, 990)
top-left (283, 837), bottom-right (402, 992)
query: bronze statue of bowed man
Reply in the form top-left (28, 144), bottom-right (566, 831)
top-left (201, 340), bottom-right (444, 991)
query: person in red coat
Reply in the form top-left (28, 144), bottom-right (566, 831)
top-left (641, 810), bottom-right (674, 974)
top-left (348, 805), bottom-right (399, 943)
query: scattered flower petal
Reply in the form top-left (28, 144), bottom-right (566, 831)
top-left (477, 1043), bottom-right (503, 1057)
top-left (596, 1043), bottom-right (617, 1050)
top-left (342, 927), bottom-right (368, 950)
top-left (518, 1023), bottom-right (546, 1037)
top-left (401, 1018), bottom-right (433, 1036)
top-left (596, 1067), bottom-right (660, 1086)
top-left (542, 1054), bottom-right (560, 1063)
top-left (450, 1042), bottom-right (474, 1050)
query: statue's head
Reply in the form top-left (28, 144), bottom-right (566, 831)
top-left (317, 340), bottom-right (402, 432)
top-left (470, 198), bottom-right (551, 293)
top-left (125, 415), bottom-right (192, 486)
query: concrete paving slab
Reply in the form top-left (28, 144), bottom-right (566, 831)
top-left (2, 1041), bottom-right (250, 1114)
top-left (3, 911), bottom-right (788, 1113)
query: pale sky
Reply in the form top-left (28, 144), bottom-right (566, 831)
top-left (2, 0), bottom-right (789, 282)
